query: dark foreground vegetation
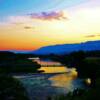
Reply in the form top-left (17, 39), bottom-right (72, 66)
top-left (0, 51), bottom-right (100, 100)
top-left (0, 51), bottom-right (41, 100)
top-left (0, 51), bottom-right (41, 73)
top-left (0, 75), bottom-right (29, 100)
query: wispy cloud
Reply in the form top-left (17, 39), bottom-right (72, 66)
top-left (85, 34), bottom-right (100, 38)
top-left (29, 11), bottom-right (68, 21)
top-left (24, 26), bottom-right (34, 29)
top-left (8, 16), bottom-right (31, 23)
top-left (85, 35), bottom-right (96, 38)
top-left (7, 11), bottom-right (68, 24)
top-left (0, 11), bottom-right (68, 30)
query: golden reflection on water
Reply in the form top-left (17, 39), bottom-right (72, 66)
top-left (39, 67), bottom-right (78, 90)
top-left (34, 59), bottom-right (70, 73)
top-left (39, 66), bottom-right (68, 73)
top-left (49, 68), bottom-right (78, 88)
top-left (49, 73), bottom-right (73, 88)
top-left (33, 59), bottom-right (78, 89)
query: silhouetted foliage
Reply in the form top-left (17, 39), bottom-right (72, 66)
top-left (0, 75), bottom-right (29, 100)
top-left (0, 51), bottom-right (41, 73)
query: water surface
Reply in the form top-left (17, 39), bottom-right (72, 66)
top-left (15, 59), bottom-right (84, 100)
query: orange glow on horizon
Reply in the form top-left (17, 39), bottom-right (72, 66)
top-left (0, 7), bottom-right (100, 51)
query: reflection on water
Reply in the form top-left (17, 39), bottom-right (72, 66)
top-left (49, 74), bottom-right (74, 88)
top-left (33, 59), bottom-right (61, 66)
top-left (39, 66), bottom-right (68, 73)
top-left (15, 59), bottom-right (84, 100)
top-left (49, 69), bottom-right (79, 93)
top-left (16, 73), bottom-right (83, 100)
top-left (34, 59), bottom-right (76, 74)
top-left (49, 73), bottom-right (74, 93)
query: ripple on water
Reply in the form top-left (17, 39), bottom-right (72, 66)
top-left (16, 72), bottom-right (84, 100)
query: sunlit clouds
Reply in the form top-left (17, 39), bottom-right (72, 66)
top-left (0, 0), bottom-right (100, 50)
top-left (29, 11), bottom-right (68, 20)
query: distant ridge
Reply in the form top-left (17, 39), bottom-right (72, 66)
top-left (0, 50), bottom-right (32, 54)
top-left (31, 40), bottom-right (100, 55)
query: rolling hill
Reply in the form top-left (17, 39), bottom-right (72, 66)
top-left (31, 40), bottom-right (100, 55)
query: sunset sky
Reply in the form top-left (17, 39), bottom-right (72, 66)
top-left (0, 0), bottom-right (100, 51)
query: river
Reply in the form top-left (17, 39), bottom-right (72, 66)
top-left (14, 58), bottom-right (85, 100)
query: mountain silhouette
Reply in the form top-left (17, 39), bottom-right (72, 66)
top-left (31, 40), bottom-right (100, 55)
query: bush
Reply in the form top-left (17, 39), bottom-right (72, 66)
top-left (0, 75), bottom-right (29, 100)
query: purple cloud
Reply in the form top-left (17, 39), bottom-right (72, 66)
top-left (29, 11), bottom-right (67, 20)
